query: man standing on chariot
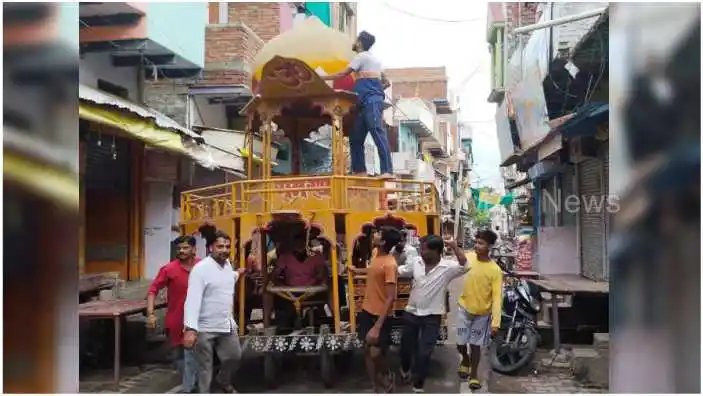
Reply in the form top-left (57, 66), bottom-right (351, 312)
top-left (322, 30), bottom-right (394, 179)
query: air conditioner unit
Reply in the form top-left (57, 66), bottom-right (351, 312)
top-left (568, 137), bottom-right (598, 164)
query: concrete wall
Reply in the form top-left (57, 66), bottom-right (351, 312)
top-left (142, 80), bottom-right (190, 126)
top-left (147, 2), bottom-right (206, 67)
top-left (189, 96), bottom-right (228, 129)
top-left (79, 52), bottom-right (139, 101)
top-left (536, 226), bottom-right (579, 275)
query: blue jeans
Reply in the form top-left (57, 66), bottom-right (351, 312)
top-left (350, 101), bottom-right (393, 174)
top-left (174, 346), bottom-right (198, 392)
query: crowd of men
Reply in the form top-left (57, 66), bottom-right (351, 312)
top-left (147, 224), bottom-right (502, 394)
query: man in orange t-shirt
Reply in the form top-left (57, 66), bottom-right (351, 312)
top-left (350, 226), bottom-right (401, 392)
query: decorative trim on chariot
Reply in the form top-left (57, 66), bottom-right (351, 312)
top-left (240, 325), bottom-right (448, 353)
top-left (241, 332), bottom-right (362, 353)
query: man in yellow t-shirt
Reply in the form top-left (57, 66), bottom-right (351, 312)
top-left (456, 229), bottom-right (502, 391)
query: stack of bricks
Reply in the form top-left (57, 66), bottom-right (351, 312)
top-left (200, 2), bottom-right (291, 88)
top-left (384, 66), bottom-right (448, 102)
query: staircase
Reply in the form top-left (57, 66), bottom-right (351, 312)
top-left (571, 333), bottom-right (609, 389)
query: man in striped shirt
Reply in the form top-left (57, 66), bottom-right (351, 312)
top-left (398, 235), bottom-right (468, 393)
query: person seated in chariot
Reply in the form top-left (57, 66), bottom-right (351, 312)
top-left (351, 224), bottom-right (376, 269)
top-left (269, 239), bottom-right (329, 331)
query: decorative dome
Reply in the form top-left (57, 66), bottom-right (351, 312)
top-left (252, 17), bottom-right (356, 92)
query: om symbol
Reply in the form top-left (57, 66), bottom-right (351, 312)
top-left (264, 61), bottom-right (314, 90)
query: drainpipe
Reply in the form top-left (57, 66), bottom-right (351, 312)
top-left (513, 6), bottom-right (607, 35)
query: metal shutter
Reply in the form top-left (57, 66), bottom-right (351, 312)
top-left (84, 134), bottom-right (131, 191)
top-left (601, 142), bottom-right (610, 280)
top-left (578, 156), bottom-right (605, 281)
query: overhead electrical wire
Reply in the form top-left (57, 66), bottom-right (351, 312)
top-left (379, 2), bottom-right (482, 24)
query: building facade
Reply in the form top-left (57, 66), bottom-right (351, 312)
top-left (384, 66), bottom-right (462, 225)
top-left (488, 2), bottom-right (610, 281)
top-left (78, 2), bottom-right (214, 281)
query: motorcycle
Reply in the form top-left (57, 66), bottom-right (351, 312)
top-left (489, 271), bottom-right (541, 375)
top-left (490, 239), bottom-right (516, 271)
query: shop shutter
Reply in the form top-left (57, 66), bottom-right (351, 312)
top-left (601, 142), bottom-right (610, 280)
top-left (84, 134), bottom-right (131, 191)
top-left (578, 156), bottom-right (604, 281)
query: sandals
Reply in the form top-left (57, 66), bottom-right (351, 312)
top-left (468, 378), bottom-right (482, 390)
top-left (457, 363), bottom-right (470, 379)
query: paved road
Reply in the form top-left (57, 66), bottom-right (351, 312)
top-left (89, 268), bottom-right (489, 394)
top-left (226, 274), bottom-right (488, 394)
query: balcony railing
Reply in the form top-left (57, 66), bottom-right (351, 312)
top-left (181, 175), bottom-right (439, 223)
top-left (391, 152), bottom-right (419, 176)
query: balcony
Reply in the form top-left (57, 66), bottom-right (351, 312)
top-left (391, 152), bottom-right (419, 176)
top-left (394, 98), bottom-right (434, 138)
top-left (180, 176), bottom-right (439, 225)
top-left (79, 2), bottom-right (205, 78)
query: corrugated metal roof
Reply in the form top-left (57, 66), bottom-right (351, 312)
top-left (78, 84), bottom-right (203, 142)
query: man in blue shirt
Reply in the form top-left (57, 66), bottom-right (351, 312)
top-left (323, 31), bottom-right (393, 179)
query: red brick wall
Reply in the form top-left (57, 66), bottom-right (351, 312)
top-left (205, 24), bottom-right (263, 66)
top-left (227, 2), bottom-right (283, 42)
top-left (505, 2), bottom-right (539, 56)
top-left (385, 67), bottom-right (448, 102)
top-left (201, 24), bottom-right (264, 87)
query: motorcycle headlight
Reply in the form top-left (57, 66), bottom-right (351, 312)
top-left (530, 298), bottom-right (541, 312)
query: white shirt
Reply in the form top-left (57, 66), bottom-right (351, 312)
top-left (348, 51), bottom-right (383, 74)
top-left (398, 257), bottom-right (469, 316)
top-left (393, 244), bottom-right (419, 272)
top-left (184, 256), bottom-right (239, 333)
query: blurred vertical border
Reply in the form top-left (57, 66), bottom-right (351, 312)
top-left (610, 3), bottom-right (700, 393)
top-left (3, 2), bottom-right (80, 393)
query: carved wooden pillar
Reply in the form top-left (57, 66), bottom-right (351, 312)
top-left (278, 118), bottom-right (300, 175)
top-left (290, 138), bottom-right (301, 174)
top-left (343, 136), bottom-right (351, 175)
top-left (322, 101), bottom-right (352, 176)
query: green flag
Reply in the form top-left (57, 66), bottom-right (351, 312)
top-left (499, 193), bottom-right (514, 206)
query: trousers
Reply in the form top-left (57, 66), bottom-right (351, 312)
top-left (350, 100), bottom-right (393, 174)
top-left (193, 331), bottom-right (242, 393)
top-left (399, 312), bottom-right (441, 388)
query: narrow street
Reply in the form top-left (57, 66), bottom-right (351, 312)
top-left (81, 275), bottom-right (486, 394)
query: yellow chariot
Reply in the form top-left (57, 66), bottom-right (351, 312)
top-left (179, 20), bottom-right (444, 389)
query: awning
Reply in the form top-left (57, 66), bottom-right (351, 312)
top-left (558, 101), bottom-right (609, 139)
top-left (505, 177), bottom-right (531, 190)
top-left (79, 84), bottom-right (204, 155)
top-left (4, 150), bottom-right (78, 210)
top-left (4, 125), bottom-right (78, 209)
